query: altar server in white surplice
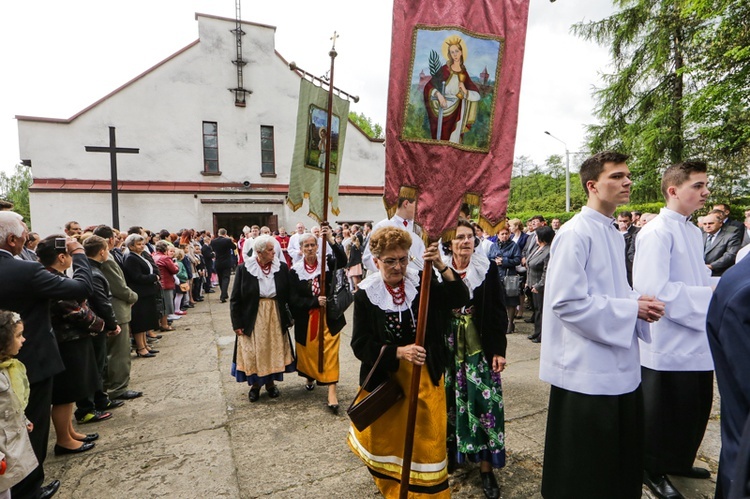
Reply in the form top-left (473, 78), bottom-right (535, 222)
top-left (539, 151), bottom-right (665, 499)
top-left (633, 161), bottom-right (715, 499)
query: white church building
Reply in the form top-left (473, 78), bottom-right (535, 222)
top-left (16, 13), bottom-right (386, 238)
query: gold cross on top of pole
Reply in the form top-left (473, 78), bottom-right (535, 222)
top-left (330, 31), bottom-right (338, 50)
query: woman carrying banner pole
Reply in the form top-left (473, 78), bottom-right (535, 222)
top-left (347, 226), bottom-right (469, 497)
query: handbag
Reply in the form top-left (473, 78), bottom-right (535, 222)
top-left (327, 264), bottom-right (353, 320)
top-left (179, 282), bottom-right (190, 293)
top-left (347, 346), bottom-right (404, 431)
top-left (503, 269), bottom-right (521, 298)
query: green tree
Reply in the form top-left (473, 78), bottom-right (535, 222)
top-left (572, 0), bottom-right (702, 202)
top-left (0, 163), bottom-right (32, 225)
top-left (687, 0), bottom-right (750, 204)
top-left (348, 111), bottom-right (384, 139)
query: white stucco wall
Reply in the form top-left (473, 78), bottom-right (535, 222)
top-left (19, 13), bottom-right (386, 236)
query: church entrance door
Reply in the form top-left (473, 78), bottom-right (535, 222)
top-left (213, 212), bottom-right (278, 239)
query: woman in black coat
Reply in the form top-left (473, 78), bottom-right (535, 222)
top-left (289, 226), bottom-right (347, 413)
top-left (487, 226), bottom-right (522, 333)
top-left (121, 234), bottom-right (160, 358)
top-left (347, 226), bottom-right (469, 497)
top-left (441, 219), bottom-right (509, 498)
top-left (230, 235), bottom-right (294, 403)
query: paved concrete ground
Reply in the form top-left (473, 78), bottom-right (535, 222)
top-left (45, 286), bottom-right (720, 498)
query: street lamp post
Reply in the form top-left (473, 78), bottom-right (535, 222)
top-left (544, 131), bottom-right (570, 212)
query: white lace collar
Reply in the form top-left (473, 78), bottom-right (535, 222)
top-left (292, 257), bottom-right (321, 281)
top-left (359, 268), bottom-right (420, 312)
top-left (435, 251), bottom-right (489, 299)
top-left (244, 256), bottom-right (280, 279)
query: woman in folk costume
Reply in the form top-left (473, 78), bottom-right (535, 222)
top-left (348, 226), bottom-right (469, 497)
top-left (440, 219), bottom-right (508, 499)
top-left (230, 235), bottom-right (295, 403)
top-left (289, 225), bottom-right (347, 414)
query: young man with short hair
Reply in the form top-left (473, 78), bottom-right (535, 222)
top-left (633, 161), bottom-right (715, 498)
top-left (539, 151), bottom-right (665, 499)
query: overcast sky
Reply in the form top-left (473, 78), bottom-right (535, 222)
top-left (0, 0), bottom-right (616, 177)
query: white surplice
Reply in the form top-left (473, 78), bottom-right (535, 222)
top-left (633, 208), bottom-right (714, 371)
top-left (539, 206), bottom-right (650, 396)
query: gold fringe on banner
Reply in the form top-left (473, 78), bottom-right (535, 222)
top-left (287, 194), bottom-right (340, 225)
top-left (384, 187), bottom-right (507, 243)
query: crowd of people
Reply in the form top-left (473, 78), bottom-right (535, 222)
top-left (1, 151), bottom-right (749, 499)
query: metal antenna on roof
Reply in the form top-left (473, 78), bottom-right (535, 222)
top-left (229, 0), bottom-right (252, 106)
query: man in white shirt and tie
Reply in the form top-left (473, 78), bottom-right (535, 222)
top-left (362, 195), bottom-right (425, 272)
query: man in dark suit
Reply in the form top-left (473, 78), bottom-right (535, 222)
top-left (618, 210), bottom-right (640, 287)
top-left (703, 211), bottom-right (741, 276)
top-left (713, 203), bottom-right (745, 234)
top-left (210, 228), bottom-right (236, 302)
top-left (0, 212), bottom-right (93, 499)
top-left (706, 254), bottom-right (750, 498)
top-left (742, 215), bottom-right (750, 248)
top-left (201, 235), bottom-right (216, 294)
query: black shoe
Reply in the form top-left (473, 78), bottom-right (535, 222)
top-left (327, 403), bottom-right (339, 415)
top-left (114, 390), bottom-right (143, 400)
top-left (54, 442), bottom-right (95, 456)
top-left (305, 383), bottom-right (315, 391)
top-left (668, 466), bottom-right (711, 479)
top-left (480, 471), bottom-right (500, 499)
top-left (531, 337), bottom-right (541, 343)
top-left (248, 386), bottom-right (260, 402)
top-left (644, 471), bottom-right (684, 499)
top-left (74, 433), bottom-right (99, 443)
top-left (220, 298), bottom-right (227, 303)
top-left (39, 480), bottom-right (61, 499)
top-left (136, 351), bottom-right (156, 358)
top-left (527, 334), bottom-right (535, 340)
top-left (207, 289), bottom-right (216, 293)
top-left (266, 384), bottom-right (280, 398)
top-left (195, 298), bottom-right (204, 302)
top-left (524, 317), bottom-right (535, 323)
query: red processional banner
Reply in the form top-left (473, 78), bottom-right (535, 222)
top-left (384, 0), bottom-right (530, 239)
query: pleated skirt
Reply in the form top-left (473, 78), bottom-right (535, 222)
top-left (296, 309), bottom-right (340, 385)
top-left (347, 362), bottom-right (449, 498)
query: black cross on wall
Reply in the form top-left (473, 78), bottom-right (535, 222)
top-left (85, 126), bottom-right (139, 230)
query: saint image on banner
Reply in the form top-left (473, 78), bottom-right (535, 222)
top-left (306, 105), bottom-right (340, 174)
top-left (402, 26), bottom-right (503, 152)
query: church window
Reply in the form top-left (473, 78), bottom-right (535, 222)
top-left (260, 125), bottom-right (276, 177)
top-left (202, 121), bottom-right (219, 173)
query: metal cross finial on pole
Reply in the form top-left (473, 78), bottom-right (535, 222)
top-left (330, 31), bottom-right (339, 50)
top-left (544, 131), bottom-right (571, 212)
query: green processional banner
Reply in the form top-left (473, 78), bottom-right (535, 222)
top-left (287, 78), bottom-right (350, 222)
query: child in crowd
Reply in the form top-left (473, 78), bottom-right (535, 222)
top-left (0, 310), bottom-right (38, 499)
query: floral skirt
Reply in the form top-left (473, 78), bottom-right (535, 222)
top-left (347, 361), bottom-right (449, 497)
top-left (445, 314), bottom-right (506, 468)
